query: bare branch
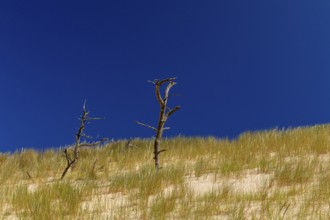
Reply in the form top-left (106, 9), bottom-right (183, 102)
top-left (86, 117), bottom-right (105, 121)
top-left (26, 171), bottom-right (33, 179)
top-left (156, 77), bottom-right (177, 86)
top-left (80, 142), bottom-right (100, 147)
top-left (166, 105), bottom-right (181, 118)
top-left (155, 78), bottom-right (178, 106)
top-left (153, 149), bottom-right (166, 158)
top-left (63, 149), bottom-right (72, 164)
top-left (135, 121), bottom-right (157, 131)
top-left (147, 80), bottom-right (158, 84)
top-left (164, 81), bottom-right (176, 103)
top-left (125, 139), bottom-right (132, 148)
top-left (61, 150), bottom-right (73, 179)
top-left (125, 139), bottom-right (138, 148)
top-left (155, 82), bottom-right (164, 106)
top-left (81, 132), bottom-right (93, 139)
top-left (157, 149), bottom-right (166, 155)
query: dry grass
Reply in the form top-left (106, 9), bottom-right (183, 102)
top-left (1, 124), bottom-right (330, 219)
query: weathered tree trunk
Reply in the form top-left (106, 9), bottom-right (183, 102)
top-left (137, 78), bottom-right (180, 169)
top-left (154, 95), bottom-right (166, 169)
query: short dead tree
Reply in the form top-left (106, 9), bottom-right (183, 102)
top-left (61, 101), bottom-right (103, 180)
top-left (136, 77), bottom-right (181, 170)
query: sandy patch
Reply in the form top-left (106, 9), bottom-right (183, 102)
top-left (318, 153), bottom-right (330, 163)
top-left (229, 169), bottom-right (272, 193)
top-left (188, 169), bottom-right (272, 195)
top-left (81, 192), bottom-right (130, 212)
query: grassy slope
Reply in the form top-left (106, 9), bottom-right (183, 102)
top-left (1, 124), bottom-right (330, 219)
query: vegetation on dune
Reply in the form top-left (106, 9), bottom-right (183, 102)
top-left (1, 124), bottom-right (330, 219)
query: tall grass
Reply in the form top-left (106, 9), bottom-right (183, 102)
top-left (1, 124), bottom-right (330, 218)
top-left (12, 182), bottom-right (84, 219)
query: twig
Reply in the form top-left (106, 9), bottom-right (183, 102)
top-left (135, 121), bottom-right (157, 131)
top-left (26, 171), bottom-right (33, 180)
top-left (125, 139), bottom-right (137, 148)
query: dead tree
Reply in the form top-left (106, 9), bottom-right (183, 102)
top-left (137, 77), bottom-right (180, 169)
top-left (61, 101), bottom-right (103, 180)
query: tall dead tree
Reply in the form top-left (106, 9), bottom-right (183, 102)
top-left (61, 101), bottom-right (103, 180)
top-left (137, 77), bottom-right (180, 169)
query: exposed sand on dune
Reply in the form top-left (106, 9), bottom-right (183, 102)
top-left (188, 169), bottom-right (272, 195)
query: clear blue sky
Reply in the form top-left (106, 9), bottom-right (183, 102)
top-left (1, 1), bottom-right (330, 152)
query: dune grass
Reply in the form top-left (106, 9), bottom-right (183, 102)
top-left (1, 124), bottom-right (330, 219)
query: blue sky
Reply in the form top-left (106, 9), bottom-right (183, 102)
top-left (1, 1), bottom-right (330, 152)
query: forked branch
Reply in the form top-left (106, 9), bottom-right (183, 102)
top-left (166, 106), bottom-right (181, 118)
